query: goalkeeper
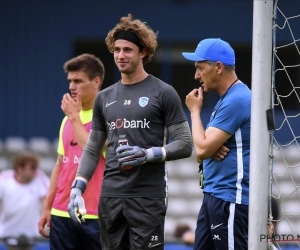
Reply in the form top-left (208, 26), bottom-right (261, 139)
top-left (68, 14), bottom-right (193, 250)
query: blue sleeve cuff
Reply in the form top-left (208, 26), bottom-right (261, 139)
top-left (71, 179), bottom-right (87, 194)
top-left (146, 147), bottom-right (166, 162)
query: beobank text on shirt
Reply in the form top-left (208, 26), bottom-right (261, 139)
top-left (107, 118), bottom-right (150, 130)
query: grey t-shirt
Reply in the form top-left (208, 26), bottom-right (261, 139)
top-left (92, 75), bottom-right (187, 197)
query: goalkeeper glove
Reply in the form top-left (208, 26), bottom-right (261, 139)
top-left (68, 179), bottom-right (87, 225)
top-left (116, 145), bottom-right (165, 168)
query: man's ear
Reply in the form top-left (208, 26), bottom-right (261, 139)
top-left (139, 48), bottom-right (147, 59)
top-left (215, 61), bottom-right (224, 74)
top-left (94, 76), bottom-right (102, 90)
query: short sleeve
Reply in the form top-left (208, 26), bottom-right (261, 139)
top-left (209, 96), bottom-right (249, 134)
top-left (161, 85), bottom-right (187, 127)
top-left (57, 116), bottom-right (68, 155)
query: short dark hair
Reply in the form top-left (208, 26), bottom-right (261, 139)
top-left (13, 152), bottom-right (39, 171)
top-left (63, 54), bottom-right (105, 84)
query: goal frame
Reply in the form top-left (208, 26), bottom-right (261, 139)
top-left (249, 0), bottom-right (275, 249)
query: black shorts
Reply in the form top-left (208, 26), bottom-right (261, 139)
top-left (194, 193), bottom-right (248, 250)
top-left (49, 215), bottom-right (101, 250)
top-left (99, 197), bottom-right (167, 250)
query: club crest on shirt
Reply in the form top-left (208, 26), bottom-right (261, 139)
top-left (139, 97), bottom-right (149, 107)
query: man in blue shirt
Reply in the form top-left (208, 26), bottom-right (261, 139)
top-left (183, 38), bottom-right (251, 250)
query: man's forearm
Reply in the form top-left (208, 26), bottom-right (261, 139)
top-left (164, 121), bottom-right (193, 161)
top-left (76, 148), bottom-right (101, 181)
top-left (43, 156), bottom-right (62, 211)
top-left (76, 129), bottom-right (107, 181)
top-left (69, 115), bottom-right (89, 151)
top-left (190, 111), bottom-right (206, 161)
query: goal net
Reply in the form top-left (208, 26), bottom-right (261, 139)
top-left (249, 0), bottom-right (300, 249)
top-left (269, 1), bottom-right (300, 249)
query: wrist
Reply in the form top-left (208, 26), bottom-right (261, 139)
top-left (190, 109), bottom-right (201, 116)
top-left (71, 178), bottom-right (87, 194)
top-left (146, 147), bottom-right (166, 162)
top-left (42, 197), bottom-right (53, 211)
top-left (42, 206), bottom-right (52, 213)
top-left (68, 113), bottom-right (80, 122)
top-left (75, 176), bottom-right (88, 183)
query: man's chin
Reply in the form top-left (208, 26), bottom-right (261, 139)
top-left (119, 68), bottom-right (132, 74)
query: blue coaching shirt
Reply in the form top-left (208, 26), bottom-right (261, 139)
top-left (203, 83), bottom-right (251, 205)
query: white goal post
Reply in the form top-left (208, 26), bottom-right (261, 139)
top-left (249, 0), bottom-right (275, 249)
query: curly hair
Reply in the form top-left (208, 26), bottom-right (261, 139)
top-left (105, 14), bottom-right (158, 65)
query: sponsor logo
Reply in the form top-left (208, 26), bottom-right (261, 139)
top-left (63, 156), bottom-right (69, 163)
top-left (74, 155), bottom-right (80, 164)
top-left (105, 101), bottom-right (117, 107)
top-left (211, 223), bottom-right (223, 230)
top-left (62, 155), bottom-right (81, 164)
top-left (139, 97), bottom-right (149, 107)
top-left (148, 243), bottom-right (162, 248)
top-left (107, 118), bottom-right (150, 130)
top-left (70, 140), bottom-right (78, 146)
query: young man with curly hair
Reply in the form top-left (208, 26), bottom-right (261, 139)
top-left (68, 14), bottom-right (193, 250)
top-left (38, 54), bottom-right (106, 250)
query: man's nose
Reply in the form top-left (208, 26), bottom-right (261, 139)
top-left (118, 50), bottom-right (125, 59)
top-left (195, 70), bottom-right (201, 80)
top-left (69, 82), bottom-right (76, 90)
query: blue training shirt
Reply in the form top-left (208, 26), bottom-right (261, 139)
top-left (203, 83), bottom-right (251, 205)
